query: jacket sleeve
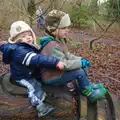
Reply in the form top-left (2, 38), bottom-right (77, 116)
top-left (0, 43), bottom-right (17, 64)
top-left (66, 52), bottom-right (82, 60)
top-left (51, 47), bottom-right (82, 71)
top-left (0, 43), bottom-right (8, 52)
top-left (13, 48), bottom-right (60, 69)
top-left (29, 53), bottom-right (60, 68)
top-left (0, 41), bottom-right (8, 51)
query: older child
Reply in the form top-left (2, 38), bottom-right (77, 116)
top-left (40, 10), bottom-right (107, 102)
top-left (0, 21), bottom-right (65, 118)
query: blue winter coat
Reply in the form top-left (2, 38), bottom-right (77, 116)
top-left (0, 43), bottom-right (60, 81)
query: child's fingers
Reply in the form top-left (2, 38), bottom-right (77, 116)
top-left (56, 62), bottom-right (65, 70)
top-left (58, 64), bottom-right (64, 70)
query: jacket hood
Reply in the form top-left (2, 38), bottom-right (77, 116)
top-left (0, 43), bottom-right (17, 64)
top-left (40, 36), bottom-right (54, 51)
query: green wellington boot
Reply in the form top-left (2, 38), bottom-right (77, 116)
top-left (82, 86), bottom-right (107, 102)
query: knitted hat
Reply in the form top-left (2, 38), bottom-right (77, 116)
top-left (8, 21), bottom-right (36, 44)
top-left (45, 10), bottom-right (71, 32)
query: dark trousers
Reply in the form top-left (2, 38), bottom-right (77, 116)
top-left (47, 69), bottom-right (90, 92)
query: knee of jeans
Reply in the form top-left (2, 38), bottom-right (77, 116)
top-left (77, 69), bottom-right (85, 75)
top-left (76, 69), bottom-right (86, 77)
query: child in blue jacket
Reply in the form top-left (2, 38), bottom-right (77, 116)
top-left (0, 21), bottom-right (65, 118)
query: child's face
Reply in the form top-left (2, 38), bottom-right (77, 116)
top-left (55, 28), bottom-right (69, 39)
top-left (14, 31), bottom-right (34, 45)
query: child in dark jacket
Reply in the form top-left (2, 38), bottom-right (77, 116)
top-left (0, 21), bottom-right (65, 118)
top-left (40, 10), bottom-right (107, 102)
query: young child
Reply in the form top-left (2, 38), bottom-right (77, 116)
top-left (0, 21), bottom-right (65, 118)
top-left (40, 10), bottom-right (107, 102)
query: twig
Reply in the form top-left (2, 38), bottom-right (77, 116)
top-left (9, 0), bottom-right (32, 19)
top-left (90, 19), bottom-right (117, 49)
top-left (9, 0), bottom-right (54, 22)
top-left (59, 0), bottom-right (67, 10)
top-left (33, 0), bottom-right (45, 7)
top-left (33, 0), bottom-right (55, 21)
top-left (89, 15), bottom-right (104, 31)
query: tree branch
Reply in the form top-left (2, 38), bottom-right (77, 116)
top-left (89, 14), bottom-right (104, 31)
top-left (33, 0), bottom-right (45, 7)
top-left (90, 19), bottom-right (117, 49)
top-left (33, 0), bottom-right (55, 21)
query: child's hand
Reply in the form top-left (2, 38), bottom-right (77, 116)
top-left (56, 61), bottom-right (65, 70)
top-left (81, 59), bottom-right (92, 68)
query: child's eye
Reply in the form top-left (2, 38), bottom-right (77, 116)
top-left (29, 34), bottom-right (32, 36)
top-left (27, 33), bottom-right (32, 36)
top-left (21, 35), bottom-right (25, 37)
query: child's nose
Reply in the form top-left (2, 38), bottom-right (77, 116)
top-left (27, 35), bottom-right (31, 39)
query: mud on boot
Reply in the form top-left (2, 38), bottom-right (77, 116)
top-left (36, 103), bottom-right (55, 118)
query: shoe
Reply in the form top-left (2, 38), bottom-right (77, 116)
top-left (36, 103), bottom-right (55, 118)
top-left (88, 88), bottom-right (107, 102)
top-left (90, 83), bottom-right (104, 89)
top-left (82, 85), bottom-right (107, 102)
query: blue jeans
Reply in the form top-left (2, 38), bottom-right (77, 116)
top-left (46, 69), bottom-right (90, 92)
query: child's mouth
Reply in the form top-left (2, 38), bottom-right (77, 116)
top-left (28, 40), bottom-right (32, 43)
